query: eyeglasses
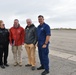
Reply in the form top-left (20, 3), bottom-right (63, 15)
top-left (0, 24), bottom-right (5, 27)
top-left (2, 24), bottom-right (5, 26)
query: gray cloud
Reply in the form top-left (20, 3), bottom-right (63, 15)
top-left (0, 0), bottom-right (76, 28)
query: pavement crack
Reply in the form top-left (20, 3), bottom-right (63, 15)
top-left (67, 56), bottom-right (73, 59)
top-left (70, 70), bottom-right (76, 75)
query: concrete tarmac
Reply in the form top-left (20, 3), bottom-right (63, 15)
top-left (0, 30), bottom-right (76, 75)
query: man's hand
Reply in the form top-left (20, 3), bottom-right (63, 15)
top-left (22, 43), bottom-right (24, 45)
top-left (10, 43), bottom-right (13, 46)
top-left (42, 44), bottom-right (47, 48)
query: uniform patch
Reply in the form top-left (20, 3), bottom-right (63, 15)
top-left (41, 27), bottom-right (44, 30)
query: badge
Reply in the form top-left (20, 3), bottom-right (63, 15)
top-left (41, 27), bottom-right (44, 30)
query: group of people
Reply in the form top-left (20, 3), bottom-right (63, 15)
top-left (0, 15), bottom-right (51, 75)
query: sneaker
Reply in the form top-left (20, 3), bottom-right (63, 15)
top-left (25, 64), bottom-right (32, 67)
top-left (37, 66), bottom-right (44, 70)
top-left (41, 70), bottom-right (49, 75)
top-left (31, 66), bottom-right (35, 70)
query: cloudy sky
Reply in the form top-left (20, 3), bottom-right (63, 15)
top-left (0, 0), bottom-right (76, 28)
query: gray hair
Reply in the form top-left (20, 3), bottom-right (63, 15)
top-left (26, 19), bottom-right (32, 23)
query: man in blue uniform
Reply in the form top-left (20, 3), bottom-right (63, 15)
top-left (37, 15), bottom-right (51, 75)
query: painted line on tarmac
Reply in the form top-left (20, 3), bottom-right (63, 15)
top-left (36, 47), bottom-right (76, 62)
top-left (49, 50), bottom-right (76, 62)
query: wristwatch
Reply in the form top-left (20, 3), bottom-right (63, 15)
top-left (44, 43), bottom-right (47, 45)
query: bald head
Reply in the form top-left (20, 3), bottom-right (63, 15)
top-left (26, 19), bottom-right (32, 26)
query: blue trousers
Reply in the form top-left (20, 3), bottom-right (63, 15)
top-left (38, 44), bottom-right (49, 71)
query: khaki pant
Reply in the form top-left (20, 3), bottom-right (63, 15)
top-left (12, 45), bottom-right (22, 63)
top-left (25, 44), bottom-right (36, 66)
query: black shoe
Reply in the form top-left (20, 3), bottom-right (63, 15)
top-left (37, 66), bottom-right (44, 70)
top-left (25, 64), bottom-right (32, 67)
top-left (4, 64), bottom-right (9, 67)
top-left (41, 70), bottom-right (49, 75)
top-left (31, 66), bottom-right (35, 70)
top-left (1, 65), bottom-right (5, 69)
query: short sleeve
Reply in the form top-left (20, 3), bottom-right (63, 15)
top-left (44, 25), bottom-right (51, 36)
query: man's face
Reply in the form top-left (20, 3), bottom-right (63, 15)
top-left (0, 22), bottom-right (5, 28)
top-left (38, 17), bottom-right (44, 25)
top-left (26, 20), bottom-right (32, 26)
top-left (14, 20), bottom-right (19, 26)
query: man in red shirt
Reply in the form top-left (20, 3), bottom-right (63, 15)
top-left (9, 19), bottom-right (25, 66)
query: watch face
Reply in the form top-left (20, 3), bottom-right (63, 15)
top-left (44, 44), bottom-right (47, 45)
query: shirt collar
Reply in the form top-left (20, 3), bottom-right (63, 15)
top-left (39, 22), bottom-right (45, 27)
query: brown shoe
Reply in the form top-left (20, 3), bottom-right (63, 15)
top-left (25, 64), bottom-right (32, 67)
top-left (18, 62), bottom-right (22, 67)
top-left (31, 66), bottom-right (35, 70)
top-left (14, 62), bottom-right (18, 66)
